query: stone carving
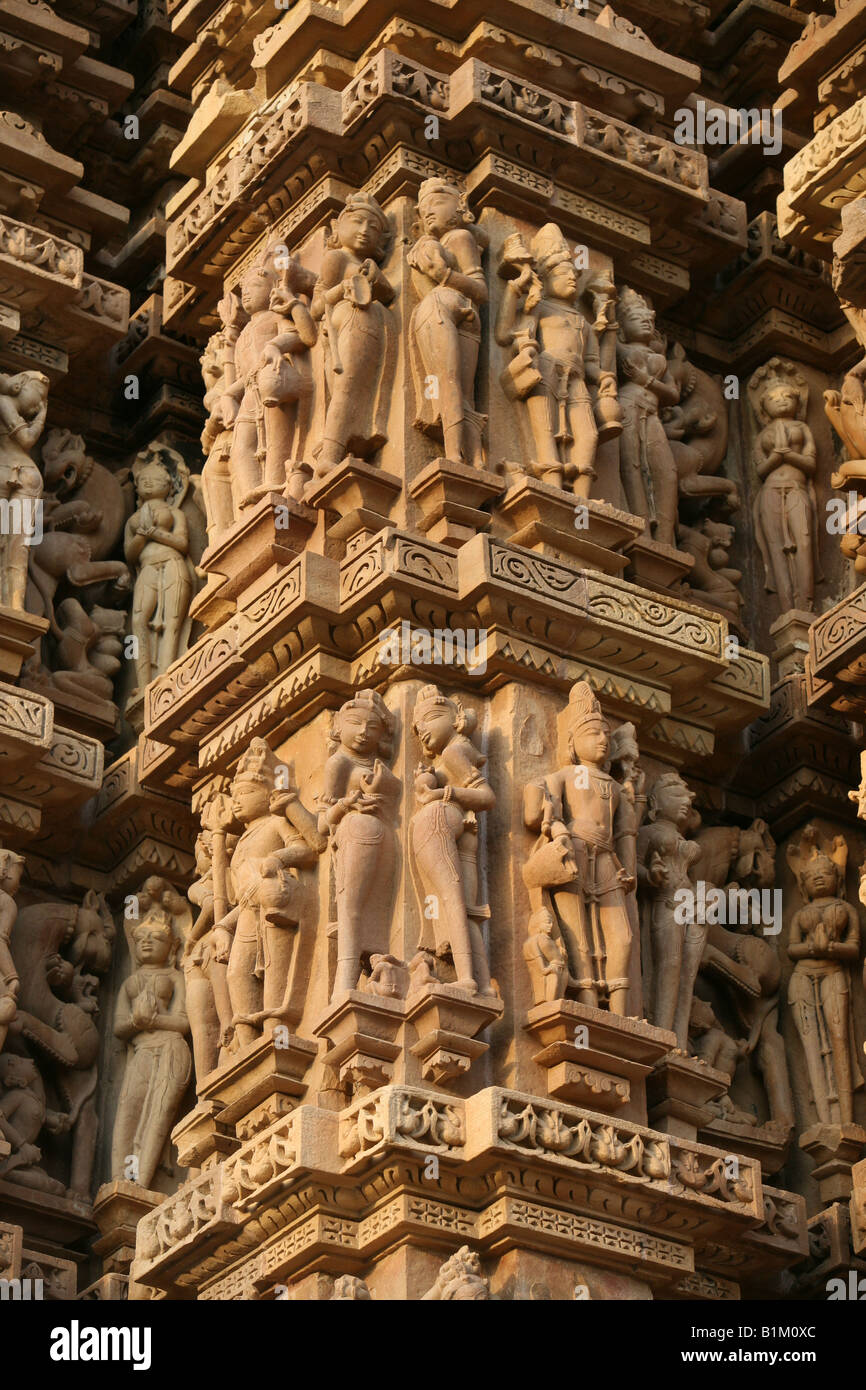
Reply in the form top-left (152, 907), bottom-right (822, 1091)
top-left (219, 250), bottom-right (318, 510)
top-left (111, 877), bottom-right (191, 1189)
top-left (638, 773), bottom-right (702, 1048)
top-left (678, 519), bottom-right (743, 628)
top-left (0, 1053), bottom-right (68, 1194)
top-left (124, 445), bottom-right (197, 695)
top-left (199, 329), bottom-right (234, 543)
top-left (0, 848), bottom-right (24, 1054)
top-left (310, 193), bottom-right (395, 477)
top-left (407, 179), bottom-right (488, 467)
top-left (421, 1245), bottom-right (490, 1300)
top-left (663, 343), bottom-right (738, 509)
top-left (524, 683), bottom-right (636, 1014)
top-left (183, 822), bottom-right (233, 1083)
top-left (410, 685), bottom-right (495, 994)
top-left (496, 224), bottom-right (619, 493)
top-left (317, 691), bottom-right (400, 999)
top-left (615, 289), bottom-right (680, 547)
top-left (748, 358), bottom-right (820, 615)
top-left (331, 1274), bottom-right (371, 1299)
top-left (0, 371), bottom-right (47, 611)
top-left (689, 997), bottom-right (756, 1128)
top-left (522, 907), bottom-right (568, 1005)
top-left (694, 821), bottom-right (794, 1137)
top-left (40, 428), bottom-right (129, 561)
top-left (212, 738), bottom-right (326, 1049)
top-left (786, 825), bottom-right (863, 1126)
top-left (8, 892), bottom-right (114, 1195)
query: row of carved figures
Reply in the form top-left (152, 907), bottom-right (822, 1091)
top-left (0, 193), bottom-right (842, 717)
top-left (4, 681), bottom-right (863, 1197)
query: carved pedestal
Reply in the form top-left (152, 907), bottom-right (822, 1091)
top-left (800, 1123), bottom-right (866, 1205)
top-left (647, 1055), bottom-right (729, 1141)
top-left (770, 608), bottom-right (815, 678)
top-left (698, 1115), bottom-right (792, 1179)
top-left (496, 477), bottom-right (644, 575)
top-left (314, 991), bottom-right (404, 1097)
top-left (409, 458), bottom-right (503, 547)
top-left (0, 606), bottom-right (49, 679)
top-left (196, 491), bottom-right (317, 617)
top-left (525, 1000), bottom-right (675, 1121)
top-left (198, 1034), bottom-right (318, 1141)
top-left (625, 536), bottom-right (694, 594)
top-left (307, 458), bottom-right (401, 553)
top-left (171, 1100), bottom-right (239, 1172)
top-left (93, 1180), bottom-right (166, 1276)
top-left (406, 983), bottom-right (504, 1086)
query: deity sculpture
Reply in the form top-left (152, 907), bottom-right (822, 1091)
top-left (524, 683), bottom-right (636, 1015)
top-left (496, 224), bottom-right (619, 494)
top-left (0, 848), bottom-right (24, 1054)
top-left (9, 891), bottom-right (114, 1194)
top-left (748, 357), bottom-right (820, 614)
top-left (663, 342), bottom-right (739, 508)
top-left (211, 739), bottom-right (326, 1050)
top-left (615, 288), bottom-right (680, 547)
top-left (111, 877), bottom-right (191, 1189)
top-left (219, 251), bottom-right (317, 510)
top-left (786, 825), bottom-right (862, 1127)
top-left (183, 825), bottom-right (233, 1083)
top-left (0, 1053), bottom-right (68, 1194)
top-left (410, 684), bottom-right (495, 995)
top-left (637, 772), bottom-right (703, 1048)
top-left (0, 370), bottom-right (47, 610)
top-left (407, 179), bottom-right (488, 468)
top-left (124, 445), bottom-right (197, 695)
top-left (522, 907), bottom-right (569, 1005)
top-left (310, 193), bottom-right (395, 477)
top-left (317, 691), bottom-right (401, 999)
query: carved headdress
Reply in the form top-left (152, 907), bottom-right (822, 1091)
top-left (329, 689), bottom-right (395, 756)
top-left (232, 736), bottom-right (283, 788)
top-left (330, 191), bottom-right (390, 251)
top-left (616, 285), bottom-right (654, 337)
top-left (411, 683), bottom-right (476, 738)
top-left (530, 223), bottom-right (573, 278)
top-left (786, 822), bottom-right (847, 898)
top-left (565, 681), bottom-right (607, 741)
top-left (747, 356), bottom-right (808, 424)
top-left (132, 442), bottom-right (190, 508)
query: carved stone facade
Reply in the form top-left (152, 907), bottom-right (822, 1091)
top-left (0, 0), bottom-right (865, 1311)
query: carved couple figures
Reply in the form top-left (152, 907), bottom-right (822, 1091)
top-left (218, 250), bottom-right (318, 510)
top-left (523, 684), bottom-right (637, 1015)
top-left (749, 358), bottom-right (820, 615)
top-left (497, 224), bottom-right (619, 494)
top-left (0, 847), bottom-right (24, 1053)
top-left (786, 825), bottom-right (862, 1127)
top-left (111, 878), bottom-right (191, 1188)
top-left (0, 370), bottom-right (47, 611)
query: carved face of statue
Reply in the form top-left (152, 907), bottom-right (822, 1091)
top-left (240, 271), bottom-right (273, 314)
top-left (801, 855), bottom-right (838, 900)
top-left (230, 777), bottom-right (271, 823)
top-left (0, 1054), bottom-right (37, 1090)
top-left (652, 776), bottom-right (694, 828)
top-left (546, 260), bottom-right (578, 302)
top-left (619, 297), bottom-right (654, 344)
top-left (419, 186), bottom-right (462, 237)
top-left (13, 374), bottom-right (48, 419)
top-left (135, 463), bottom-right (172, 502)
top-left (338, 207), bottom-right (384, 258)
top-left (414, 701), bottom-right (456, 756)
top-left (763, 385), bottom-right (798, 421)
top-left (570, 718), bottom-right (610, 767)
top-left (132, 918), bottom-right (174, 966)
top-left (338, 704), bottom-right (385, 757)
